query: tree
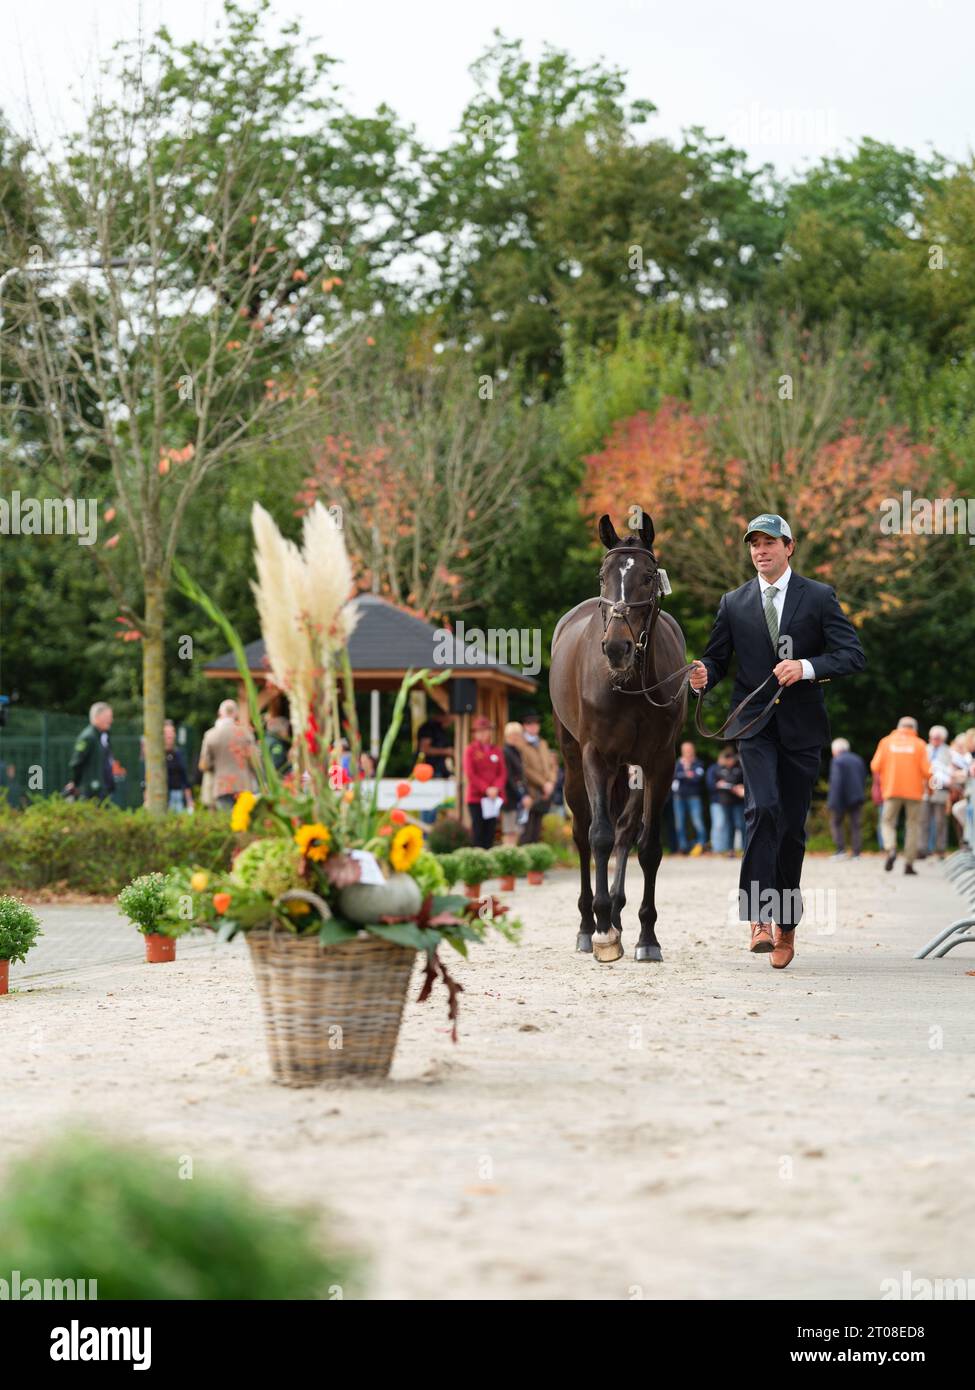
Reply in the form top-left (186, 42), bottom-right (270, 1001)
top-left (295, 334), bottom-right (541, 620)
top-left (581, 317), bottom-right (941, 621)
top-left (419, 34), bottom-right (779, 386)
top-left (0, 1), bottom-right (400, 809)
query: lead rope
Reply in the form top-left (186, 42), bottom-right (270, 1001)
top-left (613, 600), bottom-right (784, 738)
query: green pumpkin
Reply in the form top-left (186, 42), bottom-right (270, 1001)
top-left (337, 872), bottom-right (422, 925)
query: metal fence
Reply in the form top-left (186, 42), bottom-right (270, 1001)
top-left (0, 708), bottom-right (197, 810)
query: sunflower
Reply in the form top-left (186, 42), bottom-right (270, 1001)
top-left (230, 790), bottom-right (258, 833)
top-left (390, 824), bottom-right (423, 872)
top-left (294, 822), bottom-right (331, 862)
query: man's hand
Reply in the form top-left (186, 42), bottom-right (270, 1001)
top-left (485, 785), bottom-right (498, 798)
top-left (689, 660), bottom-right (708, 692)
top-left (542, 780), bottom-right (555, 797)
top-left (773, 659), bottom-right (804, 687)
top-left (521, 794), bottom-right (533, 809)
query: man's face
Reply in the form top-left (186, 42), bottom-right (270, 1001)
top-left (164, 726), bottom-right (175, 749)
top-left (929, 731), bottom-right (944, 746)
top-left (96, 709), bottom-right (113, 731)
top-left (680, 742), bottom-right (695, 760)
top-left (523, 720), bottom-right (540, 738)
top-left (748, 533), bottom-right (791, 578)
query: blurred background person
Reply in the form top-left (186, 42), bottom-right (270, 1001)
top-left (515, 712), bottom-right (558, 847)
top-left (827, 736), bottom-right (867, 859)
top-left (918, 724), bottom-right (952, 860)
top-left (706, 744), bottom-right (744, 857)
top-left (464, 715), bottom-right (505, 850)
top-left (198, 699), bottom-right (258, 812)
top-left (501, 720), bottom-right (531, 846)
top-left (871, 716), bottom-right (930, 875)
top-left (415, 706), bottom-right (454, 777)
top-left (164, 719), bottom-right (193, 813)
top-left (672, 740), bottom-right (707, 856)
top-left (65, 701), bottom-right (115, 802)
top-left (264, 714), bottom-right (292, 774)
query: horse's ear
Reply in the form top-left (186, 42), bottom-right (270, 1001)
top-left (598, 515), bottom-right (621, 550)
top-left (639, 511), bottom-right (655, 551)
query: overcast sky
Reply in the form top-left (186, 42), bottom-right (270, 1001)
top-left (3, 0), bottom-right (971, 175)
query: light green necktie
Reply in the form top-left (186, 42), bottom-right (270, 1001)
top-left (763, 585), bottom-right (779, 647)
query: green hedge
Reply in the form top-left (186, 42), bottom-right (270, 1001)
top-left (0, 798), bottom-right (238, 894)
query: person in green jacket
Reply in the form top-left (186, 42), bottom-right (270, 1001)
top-left (264, 714), bottom-right (292, 773)
top-left (66, 702), bottom-right (115, 801)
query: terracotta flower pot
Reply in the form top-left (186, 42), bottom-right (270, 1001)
top-left (0, 960), bottom-right (8, 995)
top-left (527, 870), bottom-right (544, 885)
top-left (145, 933), bottom-right (176, 964)
top-left (464, 882), bottom-right (482, 899)
top-left (499, 875), bottom-right (516, 891)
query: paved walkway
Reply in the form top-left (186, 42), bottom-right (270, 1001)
top-left (11, 903), bottom-right (214, 985)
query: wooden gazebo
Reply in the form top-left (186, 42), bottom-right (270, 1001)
top-left (202, 593), bottom-right (538, 803)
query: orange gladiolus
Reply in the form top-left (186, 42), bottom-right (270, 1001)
top-left (212, 892), bottom-right (232, 915)
top-left (412, 763), bottom-right (434, 783)
top-left (389, 808), bottom-right (407, 825)
top-left (395, 781), bottom-right (411, 798)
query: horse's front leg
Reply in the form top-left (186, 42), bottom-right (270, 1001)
top-left (610, 778), bottom-right (644, 934)
top-left (634, 768), bottom-right (668, 963)
top-left (582, 744), bottom-right (622, 963)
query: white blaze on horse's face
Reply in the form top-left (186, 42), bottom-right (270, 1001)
top-left (619, 555), bottom-right (634, 602)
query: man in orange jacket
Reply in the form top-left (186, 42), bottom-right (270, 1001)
top-left (870, 717), bottom-right (931, 874)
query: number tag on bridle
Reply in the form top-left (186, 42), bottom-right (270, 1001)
top-left (657, 569), bottom-right (672, 596)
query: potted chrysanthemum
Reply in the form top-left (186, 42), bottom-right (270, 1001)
top-left (174, 503), bottom-right (520, 1087)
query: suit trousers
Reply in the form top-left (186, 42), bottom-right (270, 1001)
top-left (736, 721), bottom-right (822, 928)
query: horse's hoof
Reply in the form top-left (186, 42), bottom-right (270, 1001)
top-left (575, 933), bottom-right (593, 954)
top-left (634, 944), bottom-right (663, 963)
top-left (593, 929), bottom-right (623, 963)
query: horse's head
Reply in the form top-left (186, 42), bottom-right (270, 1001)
top-left (597, 512), bottom-right (660, 673)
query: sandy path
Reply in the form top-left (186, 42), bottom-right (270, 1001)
top-left (4, 853), bottom-right (974, 1300)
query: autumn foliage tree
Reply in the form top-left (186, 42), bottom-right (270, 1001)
top-left (296, 339), bottom-right (540, 621)
top-left (581, 319), bottom-right (942, 624)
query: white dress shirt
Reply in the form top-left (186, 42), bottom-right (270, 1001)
top-left (758, 564), bottom-right (815, 681)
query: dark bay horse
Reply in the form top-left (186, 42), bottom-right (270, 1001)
top-left (550, 511), bottom-right (688, 963)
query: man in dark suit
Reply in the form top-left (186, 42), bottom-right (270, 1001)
top-left (689, 514), bottom-right (866, 969)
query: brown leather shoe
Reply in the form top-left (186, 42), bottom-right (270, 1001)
top-left (770, 926), bottom-right (795, 969)
top-left (749, 922), bottom-right (774, 953)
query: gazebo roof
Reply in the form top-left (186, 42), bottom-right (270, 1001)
top-left (203, 593), bottom-right (537, 691)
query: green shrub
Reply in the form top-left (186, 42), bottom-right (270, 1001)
top-left (426, 817), bottom-right (471, 855)
top-left (489, 845), bottom-right (529, 878)
top-left (453, 847), bottom-right (493, 886)
top-left (0, 798), bottom-right (237, 894)
top-left (437, 852), bottom-right (462, 888)
top-left (524, 842), bottom-right (556, 874)
top-left (541, 811), bottom-right (578, 863)
top-left (409, 850), bottom-right (448, 898)
top-left (0, 896), bottom-right (42, 964)
top-left (0, 1132), bottom-right (357, 1299)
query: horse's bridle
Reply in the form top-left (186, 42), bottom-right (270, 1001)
top-left (598, 545), bottom-right (785, 738)
top-left (597, 545), bottom-right (663, 661)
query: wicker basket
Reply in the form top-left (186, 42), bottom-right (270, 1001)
top-left (246, 928), bottom-right (416, 1086)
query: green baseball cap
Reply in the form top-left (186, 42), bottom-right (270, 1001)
top-left (743, 513), bottom-right (793, 544)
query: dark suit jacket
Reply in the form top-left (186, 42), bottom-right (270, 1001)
top-left (699, 571), bottom-right (866, 749)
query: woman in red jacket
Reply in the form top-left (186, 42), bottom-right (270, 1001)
top-left (464, 716), bottom-right (507, 850)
